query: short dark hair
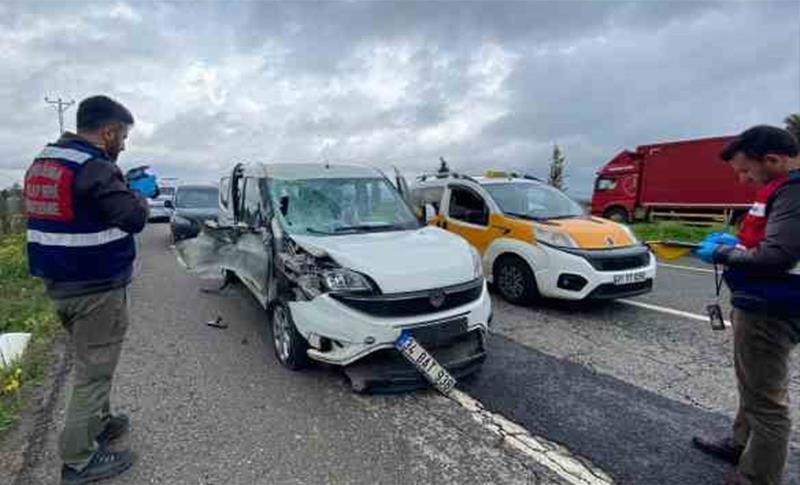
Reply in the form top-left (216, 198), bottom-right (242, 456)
top-left (76, 95), bottom-right (134, 132)
top-left (721, 125), bottom-right (799, 162)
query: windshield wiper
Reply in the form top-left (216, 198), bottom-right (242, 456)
top-left (504, 212), bottom-right (546, 221)
top-left (305, 227), bottom-right (336, 235)
top-left (333, 224), bottom-right (405, 233)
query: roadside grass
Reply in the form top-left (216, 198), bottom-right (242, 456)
top-left (0, 232), bottom-right (60, 434)
top-left (631, 222), bottom-right (728, 244)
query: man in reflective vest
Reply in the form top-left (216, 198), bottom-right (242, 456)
top-left (24, 95), bottom-right (156, 484)
top-left (692, 125), bottom-right (800, 484)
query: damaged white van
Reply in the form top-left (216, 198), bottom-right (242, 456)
top-left (177, 163), bottom-right (490, 392)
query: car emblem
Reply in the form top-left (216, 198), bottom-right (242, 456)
top-left (429, 289), bottom-right (446, 309)
top-left (605, 236), bottom-right (615, 247)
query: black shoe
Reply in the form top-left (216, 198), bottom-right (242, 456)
top-left (692, 436), bottom-right (744, 465)
top-left (96, 413), bottom-right (129, 445)
top-left (61, 447), bottom-right (134, 484)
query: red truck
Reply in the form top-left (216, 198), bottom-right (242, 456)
top-left (590, 136), bottom-right (757, 224)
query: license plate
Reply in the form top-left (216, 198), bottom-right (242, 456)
top-left (613, 271), bottom-right (647, 286)
top-left (395, 332), bottom-right (457, 394)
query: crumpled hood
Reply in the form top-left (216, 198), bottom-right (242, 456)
top-left (291, 226), bottom-right (477, 293)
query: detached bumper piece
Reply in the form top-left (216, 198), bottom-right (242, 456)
top-left (588, 279), bottom-right (653, 299)
top-left (344, 329), bottom-right (486, 393)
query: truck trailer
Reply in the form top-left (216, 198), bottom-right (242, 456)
top-left (590, 136), bottom-right (756, 224)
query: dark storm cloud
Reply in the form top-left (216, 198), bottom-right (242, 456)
top-left (0, 0), bottom-right (797, 197)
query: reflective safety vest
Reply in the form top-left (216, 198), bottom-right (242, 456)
top-left (724, 170), bottom-right (800, 315)
top-left (24, 141), bottom-right (136, 283)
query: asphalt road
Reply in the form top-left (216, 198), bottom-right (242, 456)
top-left (17, 225), bottom-right (800, 484)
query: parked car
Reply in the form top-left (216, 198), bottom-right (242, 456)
top-left (148, 177), bottom-right (179, 222)
top-left (176, 163), bottom-right (490, 392)
top-left (167, 184), bottom-right (219, 242)
top-left (406, 170), bottom-right (656, 304)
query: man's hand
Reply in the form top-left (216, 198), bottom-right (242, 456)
top-left (125, 166), bottom-right (159, 199)
top-left (702, 232), bottom-right (740, 247)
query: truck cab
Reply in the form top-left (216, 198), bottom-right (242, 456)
top-left (408, 171), bottom-right (656, 304)
top-left (177, 163), bottom-right (490, 392)
top-left (590, 151), bottom-right (641, 223)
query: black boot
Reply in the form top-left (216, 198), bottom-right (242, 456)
top-left (61, 447), bottom-right (134, 485)
top-left (691, 436), bottom-right (744, 465)
top-left (96, 413), bottom-right (130, 445)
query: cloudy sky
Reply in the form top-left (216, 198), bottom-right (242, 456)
top-left (1, 0), bottom-right (798, 197)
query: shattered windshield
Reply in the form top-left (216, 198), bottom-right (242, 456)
top-left (267, 177), bottom-right (419, 235)
top-left (484, 182), bottom-right (584, 220)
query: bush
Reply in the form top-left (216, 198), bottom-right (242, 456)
top-left (631, 222), bottom-right (726, 244)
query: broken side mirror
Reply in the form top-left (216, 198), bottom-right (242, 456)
top-left (164, 199), bottom-right (174, 210)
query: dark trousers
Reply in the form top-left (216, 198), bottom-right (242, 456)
top-left (732, 308), bottom-right (799, 485)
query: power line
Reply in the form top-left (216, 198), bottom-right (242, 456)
top-left (44, 96), bottom-right (75, 135)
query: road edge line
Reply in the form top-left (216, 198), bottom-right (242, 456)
top-left (617, 299), bottom-right (731, 327)
top-left (448, 389), bottom-right (614, 485)
top-left (657, 263), bottom-right (714, 274)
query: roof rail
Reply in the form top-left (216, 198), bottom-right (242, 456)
top-left (483, 170), bottom-right (543, 182)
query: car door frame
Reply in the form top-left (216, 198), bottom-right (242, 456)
top-left (234, 175), bottom-right (274, 308)
top-left (440, 182), bottom-right (500, 254)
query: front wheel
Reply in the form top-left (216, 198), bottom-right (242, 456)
top-left (494, 256), bottom-right (539, 305)
top-left (269, 301), bottom-right (309, 370)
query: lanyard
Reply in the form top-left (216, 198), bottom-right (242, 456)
top-left (713, 263), bottom-right (723, 298)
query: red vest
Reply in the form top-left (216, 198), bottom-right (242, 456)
top-left (737, 175), bottom-right (790, 248)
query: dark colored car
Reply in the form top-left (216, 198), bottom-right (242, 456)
top-left (167, 184), bottom-right (219, 242)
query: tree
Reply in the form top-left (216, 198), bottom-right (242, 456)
top-left (437, 156), bottom-right (450, 174)
top-left (785, 113), bottom-right (800, 142)
top-left (548, 144), bottom-right (566, 191)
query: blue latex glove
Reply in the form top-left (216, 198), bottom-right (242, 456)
top-left (126, 166), bottom-right (160, 199)
top-left (703, 232), bottom-right (739, 246)
top-left (129, 174), bottom-right (159, 199)
top-left (695, 241), bottom-right (722, 264)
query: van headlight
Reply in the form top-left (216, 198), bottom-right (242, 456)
top-left (470, 247), bottom-right (484, 279)
top-left (535, 226), bottom-right (578, 248)
top-left (321, 268), bottom-right (373, 293)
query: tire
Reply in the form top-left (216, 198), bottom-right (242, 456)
top-left (269, 300), bottom-right (309, 370)
top-left (493, 255), bottom-right (539, 305)
top-left (603, 207), bottom-right (629, 223)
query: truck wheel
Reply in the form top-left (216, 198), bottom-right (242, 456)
top-left (494, 255), bottom-right (539, 305)
top-left (269, 301), bottom-right (309, 370)
top-left (603, 207), bottom-right (629, 223)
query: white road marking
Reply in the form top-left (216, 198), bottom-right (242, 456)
top-left (448, 389), bottom-right (615, 485)
top-left (657, 263), bottom-right (715, 274)
top-left (617, 298), bottom-right (731, 328)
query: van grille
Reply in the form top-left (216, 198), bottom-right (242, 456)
top-left (331, 279), bottom-right (483, 317)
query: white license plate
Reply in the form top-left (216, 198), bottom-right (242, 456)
top-left (613, 271), bottom-right (647, 286)
top-left (395, 333), bottom-right (457, 394)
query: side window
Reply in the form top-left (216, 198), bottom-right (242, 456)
top-left (219, 177), bottom-right (230, 209)
top-left (243, 177), bottom-right (263, 225)
top-left (448, 186), bottom-right (489, 226)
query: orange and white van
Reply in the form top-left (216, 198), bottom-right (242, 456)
top-left (407, 171), bottom-right (656, 304)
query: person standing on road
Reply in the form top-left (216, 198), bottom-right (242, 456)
top-left (692, 125), bottom-right (800, 485)
top-left (24, 95), bottom-right (157, 484)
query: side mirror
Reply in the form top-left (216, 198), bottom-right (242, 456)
top-left (164, 200), bottom-right (174, 209)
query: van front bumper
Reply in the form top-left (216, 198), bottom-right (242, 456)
top-left (288, 280), bottom-right (491, 368)
top-left (535, 244), bottom-right (657, 300)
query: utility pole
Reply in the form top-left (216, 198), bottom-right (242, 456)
top-left (45, 96), bottom-right (75, 135)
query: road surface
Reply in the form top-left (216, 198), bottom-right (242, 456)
top-left (15, 225), bottom-right (800, 484)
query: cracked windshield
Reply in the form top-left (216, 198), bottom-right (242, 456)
top-left (269, 177), bottom-right (419, 235)
top-left (1, 1), bottom-right (799, 485)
